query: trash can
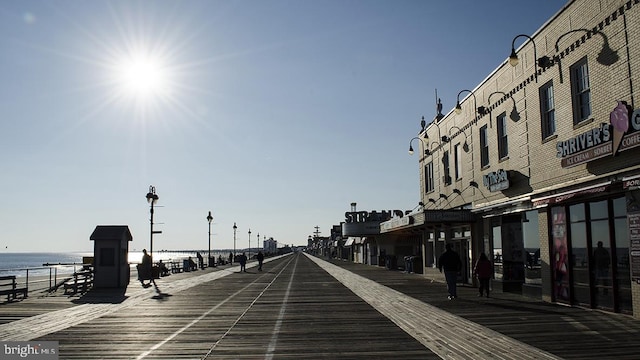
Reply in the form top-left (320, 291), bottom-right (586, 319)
top-left (209, 257), bottom-right (216, 267)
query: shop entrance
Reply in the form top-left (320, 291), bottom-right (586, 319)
top-left (551, 196), bottom-right (632, 313)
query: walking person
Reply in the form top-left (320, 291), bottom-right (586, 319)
top-left (196, 252), bottom-right (204, 269)
top-left (138, 249), bottom-right (154, 287)
top-left (229, 252), bottom-right (234, 265)
top-left (474, 253), bottom-right (493, 297)
top-left (239, 252), bottom-right (247, 272)
top-left (438, 243), bottom-right (462, 300)
top-left (257, 251), bottom-right (264, 271)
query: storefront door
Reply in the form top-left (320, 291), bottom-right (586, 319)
top-left (551, 196), bottom-right (632, 313)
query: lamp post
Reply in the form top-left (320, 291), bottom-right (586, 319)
top-left (145, 185), bottom-right (159, 259)
top-left (248, 229), bottom-right (252, 260)
top-left (207, 211), bottom-right (213, 267)
top-left (233, 222), bottom-right (237, 262)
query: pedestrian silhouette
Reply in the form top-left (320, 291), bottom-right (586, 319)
top-left (196, 252), bottom-right (204, 269)
top-left (474, 253), bottom-right (492, 297)
top-left (593, 241), bottom-right (611, 294)
top-left (438, 243), bottom-right (462, 300)
top-left (257, 251), bottom-right (264, 271)
top-left (239, 252), bottom-right (247, 272)
top-left (138, 249), bottom-right (154, 287)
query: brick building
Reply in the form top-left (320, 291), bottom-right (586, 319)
top-left (384, 0), bottom-right (640, 318)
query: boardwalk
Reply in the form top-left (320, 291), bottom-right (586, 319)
top-left (1, 253), bottom-right (640, 359)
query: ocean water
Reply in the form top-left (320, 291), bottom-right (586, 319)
top-left (0, 250), bottom-right (230, 278)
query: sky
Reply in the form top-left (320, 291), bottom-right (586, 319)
top-left (0, 0), bottom-right (567, 253)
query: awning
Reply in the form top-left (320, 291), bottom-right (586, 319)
top-left (531, 181), bottom-right (611, 207)
top-left (344, 237), bottom-right (355, 247)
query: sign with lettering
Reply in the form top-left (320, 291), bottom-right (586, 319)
top-left (380, 216), bottom-right (412, 232)
top-left (344, 210), bottom-right (401, 223)
top-left (423, 210), bottom-right (475, 223)
top-left (557, 102), bottom-right (640, 168)
top-left (483, 169), bottom-right (509, 192)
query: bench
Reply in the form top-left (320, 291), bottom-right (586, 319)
top-left (0, 275), bottom-right (28, 302)
top-left (63, 270), bottom-right (93, 295)
top-left (170, 261), bottom-right (183, 274)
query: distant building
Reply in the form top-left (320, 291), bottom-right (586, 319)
top-left (263, 237), bottom-right (277, 254)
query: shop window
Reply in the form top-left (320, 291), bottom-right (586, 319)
top-left (424, 161), bottom-right (434, 193)
top-left (539, 80), bottom-right (556, 139)
top-left (569, 203), bottom-right (590, 307)
top-left (570, 57), bottom-right (591, 124)
top-left (497, 112), bottom-right (508, 159)
top-left (590, 200), bottom-right (613, 310)
top-left (480, 125), bottom-right (489, 167)
top-left (613, 196), bottom-right (631, 313)
top-left (492, 223), bottom-right (502, 280)
top-left (523, 210), bottom-right (541, 285)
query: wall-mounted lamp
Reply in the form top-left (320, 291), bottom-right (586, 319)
top-left (509, 34), bottom-right (550, 83)
top-left (469, 181), bottom-right (479, 188)
top-left (439, 193), bottom-right (448, 200)
top-left (425, 141), bottom-right (441, 156)
top-left (428, 198), bottom-right (437, 203)
top-left (553, 29), bottom-right (619, 83)
top-left (452, 189), bottom-right (462, 195)
top-left (447, 126), bottom-right (469, 152)
top-left (408, 137), bottom-right (429, 156)
top-left (488, 91), bottom-right (520, 122)
top-left (454, 89), bottom-right (481, 119)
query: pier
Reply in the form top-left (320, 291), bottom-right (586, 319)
top-left (2, 252), bottom-right (640, 359)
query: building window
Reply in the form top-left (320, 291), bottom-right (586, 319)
top-left (497, 112), bottom-right (508, 159)
top-left (571, 57), bottom-right (591, 124)
top-left (480, 125), bottom-right (489, 167)
top-left (540, 80), bottom-right (556, 139)
top-left (442, 151), bottom-right (451, 185)
top-left (424, 161), bottom-right (434, 193)
top-left (454, 143), bottom-right (461, 180)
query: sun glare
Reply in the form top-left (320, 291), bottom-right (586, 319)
top-left (114, 52), bottom-right (170, 100)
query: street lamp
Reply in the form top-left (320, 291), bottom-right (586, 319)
top-left (248, 228), bottom-right (252, 260)
top-left (207, 211), bottom-right (213, 267)
top-left (145, 185), bottom-right (160, 259)
top-left (233, 222), bottom-right (237, 262)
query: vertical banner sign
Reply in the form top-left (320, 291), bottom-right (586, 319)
top-left (552, 207), bottom-right (570, 301)
top-left (627, 190), bottom-right (640, 283)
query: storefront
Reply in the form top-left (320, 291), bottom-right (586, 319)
top-left (532, 179), bottom-right (635, 314)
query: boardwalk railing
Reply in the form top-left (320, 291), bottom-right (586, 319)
top-left (0, 263), bottom-right (92, 297)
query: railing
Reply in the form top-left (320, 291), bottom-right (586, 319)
top-left (0, 263), bottom-right (92, 296)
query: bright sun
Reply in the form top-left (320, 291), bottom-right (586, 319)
top-left (114, 53), bottom-right (170, 99)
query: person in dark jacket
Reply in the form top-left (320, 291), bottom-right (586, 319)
top-left (474, 253), bottom-right (493, 297)
top-left (438, 243), bottom-right (462, 300)
top-left (256, 251), bottom-right (265, 271)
